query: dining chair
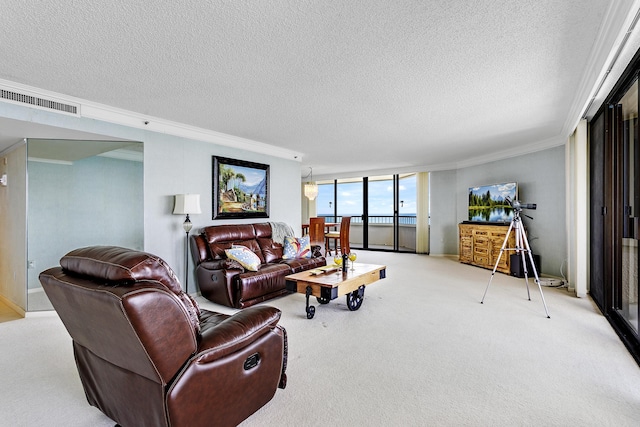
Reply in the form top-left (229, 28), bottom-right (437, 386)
top-left (325, 216), bottom-right (351, 256)
top-left (308, 217), bottom-right (326, 256)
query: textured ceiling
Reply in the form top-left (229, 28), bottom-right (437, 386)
top-left (0, 1), bottom-right (638, 178)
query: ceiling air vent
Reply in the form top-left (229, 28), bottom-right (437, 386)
top-left (0, 88), bottom-right (79, 115)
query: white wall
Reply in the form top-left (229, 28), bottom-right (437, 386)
top-left (429, 169), bottom-right (458, 255)
top-left (0, 102), bottom-right (302, 305)
top-left (429, 145), bottom-right (567, 277)
top-left (27, 155), bottom-right (144, 291)
top-left (144, 134), bottom-right (301, 292)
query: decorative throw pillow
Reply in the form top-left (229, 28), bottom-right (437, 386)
top-left (283, 235), bottom-right (311, 259)
top-left (225, 246), bottom-right (261, 271)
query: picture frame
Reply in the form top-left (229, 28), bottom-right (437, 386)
top-left (212, 156), bottom-right (269, 219)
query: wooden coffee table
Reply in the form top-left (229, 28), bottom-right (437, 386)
top-left (285, 263), bottom-right (386, 319)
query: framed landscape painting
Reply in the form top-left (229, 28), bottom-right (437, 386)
top-left (212, 156), bottom-right (269, 219)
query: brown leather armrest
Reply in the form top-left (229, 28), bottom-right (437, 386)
top-left (190, 233), bottom-right (210, 265)
top-left (198, 260), bottom-right (227, 270)
top-left (196, 306), bottom-right (281, 362)
top-left (199, 259), bottom-right (245, 272)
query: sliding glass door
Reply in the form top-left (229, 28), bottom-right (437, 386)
top-left (336, 177), bottom-right (363, 247)
top-left (317, 173), bottom-right (417, 252)
top-left (614, 78), bottom-right (639, 333)
top-left (398, 174), bottom-right (417, 252)
top-left (367, 175), bottom-right (395, 250)
top-left (317, 182), bottom-right (335, 221)
top-left (590, 67), bottom-right (640, 364)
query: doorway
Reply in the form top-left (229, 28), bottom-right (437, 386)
top-left (26, 139), bottom-right (144, 311)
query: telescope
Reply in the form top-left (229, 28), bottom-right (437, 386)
top-left (505, 197), bottom-right (536, 211)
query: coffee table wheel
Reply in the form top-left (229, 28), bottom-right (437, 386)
top-left (346, 285), bottom-right (365, 311)
top-left (306, 305), bottom-right (316, 319)
top-left (316, 296), bottom-right (331, 305)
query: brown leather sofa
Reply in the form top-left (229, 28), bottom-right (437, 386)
top-left (191, 223), bottom-right (326, 308)
top-left (39, 246), bottom-right (287, 427)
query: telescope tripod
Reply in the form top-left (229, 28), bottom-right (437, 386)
top-left (480, 210), bottom-right (550, 318)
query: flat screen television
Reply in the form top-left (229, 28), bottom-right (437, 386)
top-left (467, 182), bottom-right (517, 224)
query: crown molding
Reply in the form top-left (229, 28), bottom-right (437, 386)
top-left (80, 102), bottom-right (303, 161)
top-left (452, 135), bottom-right (566, 170)
top-left (563, 0), bottom-right (640, 135)
top-left (311, 135), bottom-right (566, 182)
top-left (0, 78), bottom-right (303, 162)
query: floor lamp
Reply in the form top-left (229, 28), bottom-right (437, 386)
top-left (173, 194), bottom-right (202, 293)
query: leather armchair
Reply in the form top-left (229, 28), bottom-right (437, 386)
top-left (39, 246), bottom-right (287, 427)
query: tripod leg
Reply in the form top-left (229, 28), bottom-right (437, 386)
top-left (516, 223), bottom-right (532, 301)
top-left (481, 221), bottom-right (514, 304)
top-left (520, 227), bottom-right (551, 318)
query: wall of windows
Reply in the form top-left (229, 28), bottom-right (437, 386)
top-left (315, 173), bottom-right (418, 252)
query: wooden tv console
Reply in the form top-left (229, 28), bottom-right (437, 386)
top-left (458, 223), bottom-right (515, 274)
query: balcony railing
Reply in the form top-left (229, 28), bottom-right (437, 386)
top-left (318, 215), bottom-right (416, 225)
top-left (318, 215), bottom-right (417, 251)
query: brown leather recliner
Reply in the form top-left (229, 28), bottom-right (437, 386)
top-left (39, 246), bottom-right (287, 427)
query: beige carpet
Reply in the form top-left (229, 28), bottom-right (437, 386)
top-left (1, 252), bottom-right (639, 426)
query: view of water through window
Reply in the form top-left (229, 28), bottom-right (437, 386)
top-left (315, 174), bottom-right (417, 251)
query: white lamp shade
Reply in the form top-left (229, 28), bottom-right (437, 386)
top-left (173, 194), bottom-right (202, 215)
top-left (304, 183), bottom-right (318, 200)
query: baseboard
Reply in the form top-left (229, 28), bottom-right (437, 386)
top-left (429, 254), bottom-right (458, 260)
top-left (25, 310), bottom-right (58, 318)
top-left (0, 294), bottom-right (25, 317)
